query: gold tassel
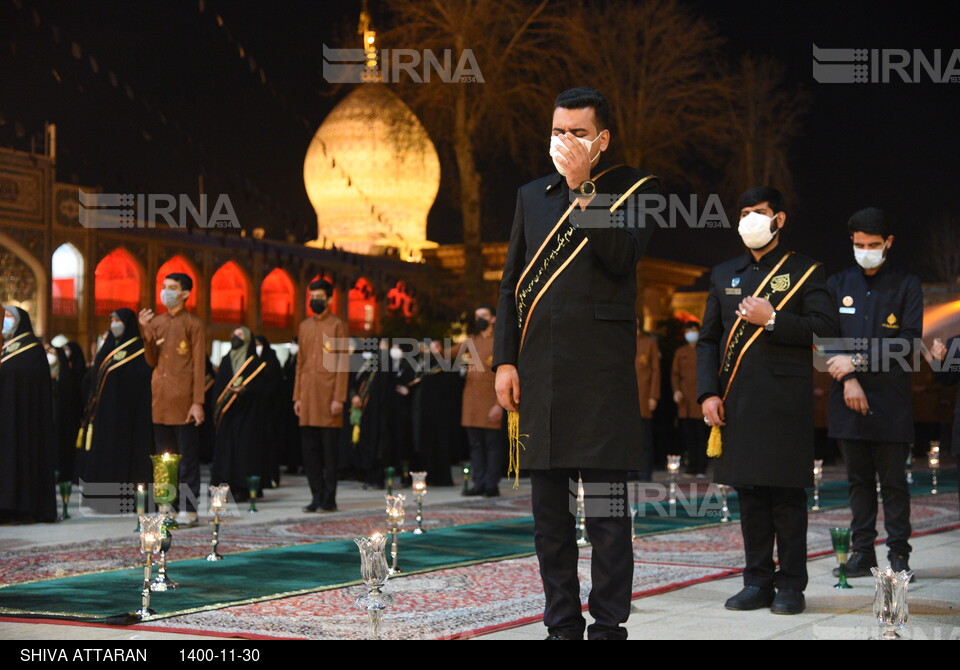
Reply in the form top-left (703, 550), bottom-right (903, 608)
top-left (707, 425), bottom-right (722, 458)
top-left (506, 410), bottom-right (525, 490)
top-left (85, 424), bottom-right (94, 452)
top-left (352, 424), bottom-right (360, 445)
top-left (75, 426), bottom-right (84, 449)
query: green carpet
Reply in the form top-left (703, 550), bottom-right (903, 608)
top-left (0, 472), bottom-right (952, 623)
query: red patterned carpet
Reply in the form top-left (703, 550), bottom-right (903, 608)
top-left (12, 490), bottom-right (949, 640)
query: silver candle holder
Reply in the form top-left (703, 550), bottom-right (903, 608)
top-left (871, 566), bottom-right (913, 639)
top-left (666, 455), bottom-right (682, 504)
top-left (150, 528), bottom-right (178, 591)
top-left (811, 460), bottom-right (824, 512)
top-left (355, 534), bottom-right (393, 640)
top-left (718, 484), bottom-right (732, 523)
top-left (575, 476), bottom-right (589, 546)
top-left (928, 442), bottom-right (940, 495)
top-left (385, 494), bottom-right (405, 575)
top-left (206, 484), bottom-right (230, 561)
top-left (410, 472), bottom-right (427, 534)
top-left (135, 515), bottom-right (163, 619)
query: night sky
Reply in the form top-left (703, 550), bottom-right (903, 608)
top-left (2, 0), bottom-right (957, 284)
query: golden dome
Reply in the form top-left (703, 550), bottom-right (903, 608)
top-left (303, 85), bottom-right (440, 260)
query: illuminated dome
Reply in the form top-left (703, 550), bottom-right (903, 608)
top-left (303, 85), bottom-right (440, 260)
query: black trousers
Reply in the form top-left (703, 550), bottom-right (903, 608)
top-left (678, 419), bottom-right (709, 475)
top-left (465, 427), bottom-right (505, 493)
top-left (735, 486), bottom-right (808, 591)
top-left (838, 440), bottom-right (912, 557)
top-left (531, 469), bottom-right (632, 640)
top-left (301, 427), bottom-right (340, 509)
top-left (153, 423), bottom-right (200, 513)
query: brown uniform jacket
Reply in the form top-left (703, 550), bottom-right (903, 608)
top-left (142, 310), bottom-right (206, 425)
top-left (671, 343), bottom-right (703, 419)
top-left (457, 333), bottom-right (500, 429)
top-left (635, 334), bottom-right (661, 420)
top-left (293, 312), bottom-right (349, 428)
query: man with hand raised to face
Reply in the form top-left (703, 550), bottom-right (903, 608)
top-left (696, 186), bottom-right (837, 616)
top-left (493, 86), bottom-right (658, 640)
top-left (140, 272), bottom-right (206, 527)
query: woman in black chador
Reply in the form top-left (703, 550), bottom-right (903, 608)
top-left (78, 308), bottom-right (154, 487)
top-left (0, 306), bottom-right (56, 523)
top-left (211, 326), bottom-right (277, 500)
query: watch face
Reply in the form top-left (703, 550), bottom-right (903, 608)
top-left (581, 181), bottom-right (596, 196)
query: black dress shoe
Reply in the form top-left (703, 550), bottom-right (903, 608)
top-left (544, 633), bottom-right (579, 640)
top-left (462, 487), bottom-right (484, 497)
top-left (302, 504), bottom-right (320, 513)
top-left (889, 554), bottom-right (915, 582)
top-left (832, 551), bottom-right (877, 578)
top-left (724, 586), bottom-right (775, 611)
top-left (770, 589), bottom-right (805, 615)
top-left (483, 488), bottom-right (500, 498)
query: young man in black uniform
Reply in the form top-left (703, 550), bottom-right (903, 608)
top-left (825, 208), bottom-right (923, 578)
top-left (494, 87), bottom-right (657, 639)
top-left (697, 186), bottom-right (838, 615)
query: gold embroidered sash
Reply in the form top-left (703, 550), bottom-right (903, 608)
top-left (214, 357), bottom-right (267, 427)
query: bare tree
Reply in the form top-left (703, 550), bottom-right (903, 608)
top-left (925, 214), bottom-right (960, 286)
top-left (379, 0), bottom-right (567, 302)
top-left (563, 0), bottom-right (733, 188)
top-left (718, 54), bottom-right (810, 207)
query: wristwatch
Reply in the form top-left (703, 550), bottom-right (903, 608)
top-left (764, 310), bottom-right (777, 331)
top-left (573, 180), bottom-right (596, 197)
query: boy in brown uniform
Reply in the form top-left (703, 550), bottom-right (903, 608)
top-left (460, 305), bottom-right (505, 497)
top-left (294, 279), bottom-right (349, 513)
top-left (139, 272), bottom-right (206, 526)
top-left (672, 321), bottom-right (707, 477)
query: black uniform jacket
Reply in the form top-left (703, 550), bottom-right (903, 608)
top-left (696, 246), bottom-right (838, 488)
top-left (493, 156), bottom-right (657, 470)
top-left (826, 264), bottom-right (923, 444)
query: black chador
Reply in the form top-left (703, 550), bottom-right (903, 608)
top-left (79, 308), bottom-right (154, 487)
top-left (0, 306), bottom-right (56, 523)
top-left (211, 327), bottom-right (276, 498)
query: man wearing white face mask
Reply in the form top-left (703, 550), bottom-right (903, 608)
top-left (139, 272), bottom-right (206, 527)
top-left (696, 186), bottom-right (837, 615)
top-left (494, 86), bottom-right (658, 640)
top-left (824, 207), bottom-right (922, 580)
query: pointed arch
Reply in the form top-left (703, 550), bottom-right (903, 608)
top-left (348, 276), bottom-right (379, 333)
top-left (94, 247), bottom-right (142, 316)
top-left (262, 267), bottom-right (294, 328)
top-left (52, 242), bottom-right (84, 316)
top-left (210, 260), bottom-right (250, 324)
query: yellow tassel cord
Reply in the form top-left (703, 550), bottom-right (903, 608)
top-left (85, 424), bottom-right (94, 452)
top-left (352, 424), bottom-right (360, 445)
top-left (506, 411), bottom-right (526, 490)
top-left (75, 427), bottom-right (84, 449)
top-left (707, 425), bottom-right (722, 458)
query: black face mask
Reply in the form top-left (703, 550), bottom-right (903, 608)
top-left (475, 317), bottom-right (490, 332)
top-left (310, 299), bottom-right (327, 315)
top-left (230, 335), bottom-right (245, 350)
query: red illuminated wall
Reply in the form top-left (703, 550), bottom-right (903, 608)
top-left (94, 248), bottom-right (141, 316)
top-left (348, 277), bottom-right (379, 333)
top-left (262, 268), bottom-right (294, 329)
top-left (305, 274), bottom-right (340, 316)
top-left (155, 256), bottom-right (199, 313)
top-left (210, 261), bottom-right (249, 324)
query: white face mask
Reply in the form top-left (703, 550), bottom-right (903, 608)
top-left (389, 346), bottom-right (403, 361)
top-left (256, 344), bottom-right (264, 357)
top-left (161, 288), bottom-right (183, 309)
top-left (361, 351), bottom-right (374, 361)
top-left (738, 211), bottom-right (779, 250)
top-left (854, 244), bottom-right (887, 270)
top-left (549, 132), bottom-right (603, 176)
top-left (684, 331), bottom-right (699, 344)
top-left (1, 317), bottom-right (13, 338)
top-left (110, 321), bottom-right (125, 339)
top-left (47, 352), bottom-right (58, 366)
